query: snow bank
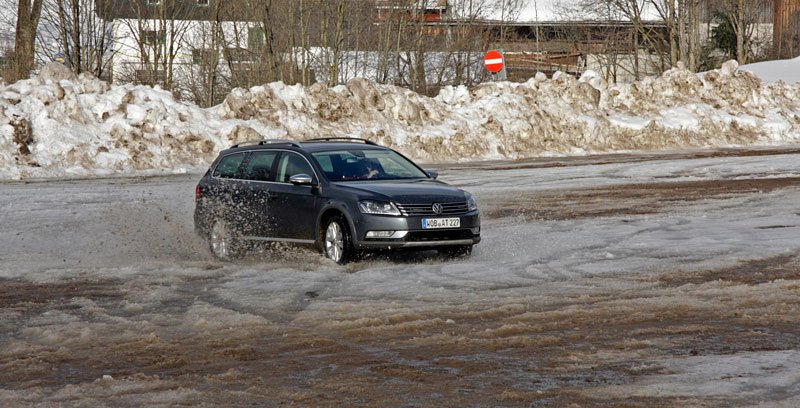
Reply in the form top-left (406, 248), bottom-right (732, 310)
top-left (0, 64), bottom-right (252, 179)
top-left (2, 60), bottom-right (800, 180)
top-left (739, 57), bottom-right (800, 84)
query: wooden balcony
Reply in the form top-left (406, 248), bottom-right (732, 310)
top-left (375, 0), bottom-right (447, 11)
top-left (375, 0), bottom-right (448, 21)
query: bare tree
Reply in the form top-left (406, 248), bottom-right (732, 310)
top-left (720, 0), bottom-right (765, 64)
top-left (406, 0), bottom-right (430, 93)
top-left (447, 0), bottom-right (494, 86)
top-left (557, 1), bottom-right (666, 81)
top-left (686, 0), bottom-right (701, 71)
top-left (178, 18), bottom-right (225, 107)
top-left (117, 0), bottom-right (195, 88)
top-left (328, 0), bottom-right (347, 86)
top-left (295, 0), bottom-right (310, 85)
top-left (254, 0), bottom-right (281, 83)
top-left (375, 2), bottom-right (395, 83)
top-left (566, 0), bottom-right (702, 75)
top-left (12, 0), bottom-right (44, 81)
top-left (496, 0), bottom-right (524, 41)
top-left (37, 0), bottom-right (114, 78)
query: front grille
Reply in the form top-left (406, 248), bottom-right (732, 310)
top-left (407, 229), bottom-right (475, 241)
top-left (396, 201), bottom-right (469, 216)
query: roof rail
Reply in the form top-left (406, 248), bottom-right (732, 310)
top-left (304, 137), bottom-right (378, 146)
top-left (230, 139), bottom-right (301, 149)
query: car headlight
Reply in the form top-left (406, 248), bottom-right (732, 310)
top-left (467, 194), bottom-right (478, 212)
top-left (358, 200), bottom-right (401, 216)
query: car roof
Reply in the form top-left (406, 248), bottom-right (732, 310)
top-left (218, 139), bottom-right (390, 156)
top-left (300, 142), bottom-right (388, 153)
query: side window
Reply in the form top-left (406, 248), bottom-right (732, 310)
top-left (243, 151), bottom-right (278, 181)
top-left (212, 153), bottom-right (245, 179)
top-left (315, 154), bottom-right (334, 174)
top-left (276, 152), bottom-right (314, 183)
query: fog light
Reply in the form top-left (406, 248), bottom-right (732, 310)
top-left (366, 231), bottom-right (409, 239)
top-left (366, 231), bottom-right (395, 239)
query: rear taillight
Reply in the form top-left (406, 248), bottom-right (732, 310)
top-left (195, 184), bottom-right (201, 201)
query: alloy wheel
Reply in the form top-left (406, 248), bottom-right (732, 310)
top-left (325, 221), bottom-right (345, 263)
top-left (210, 219), bottom-right (232, 260)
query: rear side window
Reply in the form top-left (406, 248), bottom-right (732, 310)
top-left (213, 153), bottom-right (245, 179)
top-left (243, 151), bottom-right (278, 181)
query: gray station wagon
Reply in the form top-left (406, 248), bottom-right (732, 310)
top-left (194, 138), bottom-right (481, 264)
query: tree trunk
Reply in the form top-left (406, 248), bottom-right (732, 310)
top-left (678, 0), bottom-right (688, 64)
top-left (261, 0), bottom-right (279, 83)
top-left (13, 0), bottom-right (44, 81)
top-left (687, 0), bottom-right (698, 71)
top-left (667, 0), bottom-right (678, 66)
top-left (329, 0), bottom-right (346, 86)
top-left (394, 5), bottom-right (406, 86)
top-left (300, 0), bottom-right (311, 86)
top-left (736, 0), bottom-right (746, 63)
top-left (70, 0), bottom-right (81, 73)
top-left (632, 30), bottom-right (640, 80)
top-left (376, 13), bottom-right (393, 83)
top-left (56, 0), bottom-right (70, 68)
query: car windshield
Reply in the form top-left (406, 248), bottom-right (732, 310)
top-left (312, 149), bottom-right (429, 181)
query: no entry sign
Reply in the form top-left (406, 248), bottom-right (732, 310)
top-left (484, 50), bottom-right (504, 74)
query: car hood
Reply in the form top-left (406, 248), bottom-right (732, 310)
top-left (335, 179), bottom-right (467, 203)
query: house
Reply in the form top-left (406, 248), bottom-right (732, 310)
top-left (469, 19), bottom-right (670, 83)
top-left (96, 0), bottom-right (261, 88)
top-left (375, 0), bottom-right (449, 22)
top-left (774, 0), bottom-right (800, 58)
top-left (467, 0), bottom-right (776, 82)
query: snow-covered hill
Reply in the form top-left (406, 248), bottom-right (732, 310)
top-left (1, 60), bottom-right (800, 180)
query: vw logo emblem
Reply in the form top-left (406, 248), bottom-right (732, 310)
top-left (432, 203), bottom-right (443, 214)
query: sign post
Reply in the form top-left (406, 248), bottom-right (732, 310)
top-left (484, 49), bottom-right (506, 81)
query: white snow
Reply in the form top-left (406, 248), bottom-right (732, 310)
top-left (739, 57), bottom-right (800, 85)
top-left (2, 61), bottom-right (800, 180)
top-left (593, 351), bottom-right (800, 402)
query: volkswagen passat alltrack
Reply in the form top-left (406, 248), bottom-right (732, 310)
top-left (194, 138), bottom-right (480, 264)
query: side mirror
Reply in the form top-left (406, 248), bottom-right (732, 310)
top-left (289, 173), bottom-right (316, 186)
top-left (426, 169), bottom-right (439, 179)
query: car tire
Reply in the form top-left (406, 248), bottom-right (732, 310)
top-left (209, 218), bottom-right (242, 261)
top-left (323, 215), bottom-right (355, 264)
top-left (440, 245), bottom-right (473, 259)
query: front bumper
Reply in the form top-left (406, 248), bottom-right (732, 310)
top-left (351, 211), bottom-right (481, 250)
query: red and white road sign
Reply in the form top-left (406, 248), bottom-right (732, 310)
top-left (484, 50), bottom-right (504, 73)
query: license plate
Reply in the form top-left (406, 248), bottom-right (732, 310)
top-left (422, 218), bottom-right (460, 229)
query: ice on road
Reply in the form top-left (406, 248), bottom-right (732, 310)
top-left (2, 148), bottom-right (800, 406)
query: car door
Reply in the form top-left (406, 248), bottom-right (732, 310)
top-left (269, 151), bottom-right (319, 241)
top-left (207, 152), bottom-right (249, 230)
top-left (238, 150), bottom-right (280, 238)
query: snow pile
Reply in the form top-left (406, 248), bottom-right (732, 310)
top-left (217, 59), bottom-right (800, 160)
top-left (2, 60), bottom-right (800, 180)
top-left (0, 63), bottom-right (263, 179)
top-left (739, 56), bottom-right (800, 84)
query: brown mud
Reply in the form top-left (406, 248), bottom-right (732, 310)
top-left (2, 253), bottom-right (800, 406)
